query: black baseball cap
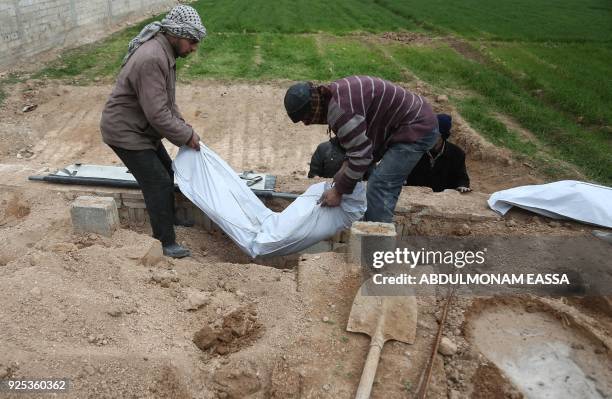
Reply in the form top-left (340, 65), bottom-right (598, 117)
top-left (284, 82), bottom-right (312, 123)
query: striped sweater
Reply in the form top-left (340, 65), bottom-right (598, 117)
top-left (326, 76), bottom-right (437, 194)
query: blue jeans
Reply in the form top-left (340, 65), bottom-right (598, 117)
top-left (364, 130), bottom-right (440, 222)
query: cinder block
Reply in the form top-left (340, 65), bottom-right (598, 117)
top-left (301, 240), bottom-right (333, 254)
top-left (348, 221), bottom-right (397, 272)
top-left (71, 196), bottom-right (119, 237)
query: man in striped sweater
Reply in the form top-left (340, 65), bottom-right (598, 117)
top-left (284, 76), bottom-right (439, 222)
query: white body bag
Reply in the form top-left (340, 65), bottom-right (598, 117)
top-left (488, 180), bottom-right (612, 228)
top-left (173, 145), bottom-right (367, 258)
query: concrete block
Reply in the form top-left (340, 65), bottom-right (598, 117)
top-left (71, 196), bottom-right (119, 237)
top-left (300, 240), bottom-right (333, 254)
top-left (348, 222), bottom-right (397, 272)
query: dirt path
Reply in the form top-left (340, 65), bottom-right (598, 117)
top-left (0, 81), bottom-right (327, 182)
top-left (0, 79), bottom-right (541, 194)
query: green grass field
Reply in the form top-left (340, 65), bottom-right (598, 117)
top-left (194, 0), bottom-right (612, 41)
top-left (484, 42), bottom-right (612, 125)
top-left (3, 0), bottom-right (610, 183)
top-left (389, 44), bottom-right (611, 180)
top-left (374, 0), bottom-right (612, 41)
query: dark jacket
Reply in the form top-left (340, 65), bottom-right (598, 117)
top-left (100, 34), bottom-right (193, 150)
top-left (405, 141), bottom-right (470, 192)
top-left (308, 137), bottom-right (346, 178)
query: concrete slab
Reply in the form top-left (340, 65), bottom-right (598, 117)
top-left (71, 196), bottom-right (119, 237)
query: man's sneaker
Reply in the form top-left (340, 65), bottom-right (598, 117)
top-left (163, 243), bottom-right (191, 258)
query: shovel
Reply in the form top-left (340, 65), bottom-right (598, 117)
top-left (347, 279), bottom-right (418, 399)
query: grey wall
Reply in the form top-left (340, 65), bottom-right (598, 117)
top-left (0, 0), bottom-right (177, 69)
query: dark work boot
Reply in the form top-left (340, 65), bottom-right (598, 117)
top-left (162, 243), bottom-right (191, 258)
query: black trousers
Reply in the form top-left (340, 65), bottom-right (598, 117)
top-left (110, 144), bottom-right (176, 246)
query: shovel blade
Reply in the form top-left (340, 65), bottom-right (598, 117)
top-left (347, 280), bottom-right (417, 344)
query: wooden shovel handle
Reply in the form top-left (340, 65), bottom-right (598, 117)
top-left (355, 329), bottom-right (385, 399)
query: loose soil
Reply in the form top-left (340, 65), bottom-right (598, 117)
top-left (0, 79), bottom-right (541, 194)
top-left (0, 80), bottom-right (610, 398)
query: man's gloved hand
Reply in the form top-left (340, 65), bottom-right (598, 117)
top-left (187, 132), bottom-right (201, 151)
top-left (318, 187), bottom-right (342, 207)
top-left (456, 186), bottom-right (472, 193)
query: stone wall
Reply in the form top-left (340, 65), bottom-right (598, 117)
top-left (0, 0), bottom-right (177, 69)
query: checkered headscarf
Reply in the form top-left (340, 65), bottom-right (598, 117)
top-left (304, 85), bottom-right (326, 124)
top-left (121, 5), bottom-right (207, 67)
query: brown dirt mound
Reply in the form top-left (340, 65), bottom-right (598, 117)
top-left (0, 191), bottom-right (30, 227)
top-left (193, 304), bottom-right (263, 356)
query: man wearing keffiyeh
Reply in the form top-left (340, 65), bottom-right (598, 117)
top-left (122, 5), bottom-right (207, 66)
top-left (100, 5), bottom-right (207, 258)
